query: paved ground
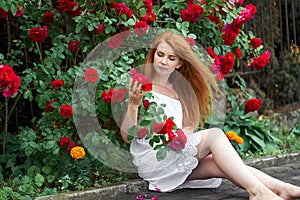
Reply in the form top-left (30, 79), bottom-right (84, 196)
top-left (36, 153), bottom-right (300, 200)
top-left (108, 160), bottom-right (300, 200)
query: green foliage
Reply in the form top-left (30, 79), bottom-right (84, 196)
top-left (0, 0), bottom-right (294, 198)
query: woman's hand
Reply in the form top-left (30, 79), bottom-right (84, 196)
top-left (128, 79), bottom-right (145, 106)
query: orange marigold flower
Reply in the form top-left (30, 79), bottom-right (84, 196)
top-left (235, 136), bottom-right (244, 144)
top-left (70, 146), bottom-right (86, 159)
top-left (225, 131), bottom-right (237, 141)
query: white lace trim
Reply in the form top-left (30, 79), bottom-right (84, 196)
top-left (175, 144), bottom-right (198, 173)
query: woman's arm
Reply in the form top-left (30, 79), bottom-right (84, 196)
top-left (120, 80), bottom-right (145, 143)
top-left (120, 104), bottom-right (139, 143)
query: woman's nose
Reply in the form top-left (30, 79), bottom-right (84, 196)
top-left (160, 56), bottom-right (167, 65)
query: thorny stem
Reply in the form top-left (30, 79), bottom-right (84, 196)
top-left (6, 16), bottom-right (11, 59)
top-left (3, 98), bottom-right (8, 154)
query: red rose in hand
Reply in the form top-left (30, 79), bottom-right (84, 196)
top-left (250, 38), bottom-right (263, 49)
top-left (137, 127), bottom-right (149, 139)
top-left (152, 123), bottom-right (165, 134)
top-left (68, 40), bottom-right (80, 53)
top-left (29, 26), bottom-right (48, 42)
top-left (84, 68), bottom-right (98, 82)
top-left (58, 137), bottom-right (71, 146)
top-left (143, 99), bottom-right (151, 110)
top-left (60, 104), bottom-right (73, 118)
top-left (50, 79), bottom-right (64, 88)
top-left (164, 118), bottom-right (175, 133)
top-left (130, 68), bottom-right (152, 91)
top-left (244, 98), bottom-right (262, 113)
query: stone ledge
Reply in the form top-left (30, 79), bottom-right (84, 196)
top-left (35, 151), bottom-right (300, 200)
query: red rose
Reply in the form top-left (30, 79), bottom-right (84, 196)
top-left (45, 100), bottom-right (56, 111)
top-left (68, 40), bottom-right (80, 53)
top-left (66, 141), bottom-right (78, 152)
top-left (58, 137), bottom-right (71, 146)
top-left (222, 29), bottom-right (238, 46)
top-left (0, 8), bottom-right (9, 19)
top-left (185, 37), bottom-right (195, 48)
top-left (101, 89), bottom-right (113, 103)
top-left (56, 0), bottom-right (81, 17)
top-left (241, 4), bottom-right (257, 20)
top-left (0, 64), bottom-right (21, 97)
top-left (250, 38), bottom-right (263, 49)
top-left (29, 26), bottom-right (48, 42)
top-left (84, 68), bottom-right (99, 83)
top-left (208, 15), bottom-right (220, 24)
top-left (14, 5), bottom-right (24, 17)
top-left (50, 79), bottom-right (64, 88)
top-left (152, 123), bottom-right (165, 134)
top-left (168, 130), bottom-right (187, 150)
top-left (130, 68), bottom-right (152, 91)
top-left (245, 98), bottom-right (262, 113)
top-left (250, 50), bottom-right (270, 70)
top-left (164, 118), bottom-right (175, 133)
top-left (207, 47), bottom-right (217, 58)
top-left (111, 88), bottom-right (127, 103)
top-left (60, 104), bottom-right (73, 118)
top-left (134, 21), bottom-right (148, 36)
top-left (143, 99), bottom-right (151, 110)
top-left (113, 2), bottom-right (132, 19)
top-left (96, 23), bottom-right (104, 34)
top-left (42, 12), bottom-right (54, 24)
top-left (181, 4), bottom-right (204, 23)
top-left (219, 52), bottom-right (235, 74)
top-left (108, 34), bottom-right (122, 49)
top-left (140, 11), bottom-right (156, 24)
top-left (235, 48), bottom-right (243, 59)
top-left (137, 127), bottom-right (149, 139)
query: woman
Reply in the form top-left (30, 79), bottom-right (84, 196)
top-left (120, 31), bottom-right (300, 200)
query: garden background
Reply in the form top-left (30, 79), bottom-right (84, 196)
top-left (0, 0), bottom-right (300, 199)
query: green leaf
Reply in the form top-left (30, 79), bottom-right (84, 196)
top-left (45, 140), bottom-right (56, 150)
top-left (0, 53), bottom-right (4, 60)
top-left (35, 173), bottom-right (45, 187)
top-left (139, 119), bottom-right (151, 126)
top-left (47, 175), bottom-right (56, 183)
top-left (42, 166), bottom-right (52, 175)
top-left (156, 148), bottom-right (167, 161)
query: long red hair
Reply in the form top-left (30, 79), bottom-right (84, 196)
top-left (142, 31), bottom-right (219, 128)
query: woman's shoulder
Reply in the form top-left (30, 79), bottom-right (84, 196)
top-left (152, 84), bottom-right (179, 100)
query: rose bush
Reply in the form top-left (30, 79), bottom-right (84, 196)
top-left (0, 0), bottom-right (279, 198)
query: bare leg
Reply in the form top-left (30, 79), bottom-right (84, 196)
top-left (189, 128), bottom-right (284, 200)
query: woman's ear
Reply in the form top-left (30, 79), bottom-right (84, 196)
top-left (176, 60), bottom-right (183, 69)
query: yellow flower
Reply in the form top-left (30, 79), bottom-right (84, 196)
top-left (70, 146), bottom-right (86, 159)
top-left (235, 136), bottom-right (244, 144)
top-left (225, 131), bottom-right (237, 141)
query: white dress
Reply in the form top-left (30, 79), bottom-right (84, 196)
top-left (130, 91), bottom-right (222, 192)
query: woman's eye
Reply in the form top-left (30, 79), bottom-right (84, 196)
top-left (169, 57), bottom-right (175, 61)
top-left (157, 52), bottom-right (163, 57)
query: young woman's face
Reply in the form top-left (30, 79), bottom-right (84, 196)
top-left (153, 41), bottom-right (182, 75)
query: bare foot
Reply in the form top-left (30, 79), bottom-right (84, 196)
top-left (278, 183), bottom-right (300, 200)
top-left (249, 188), bottom-right (284, 200)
